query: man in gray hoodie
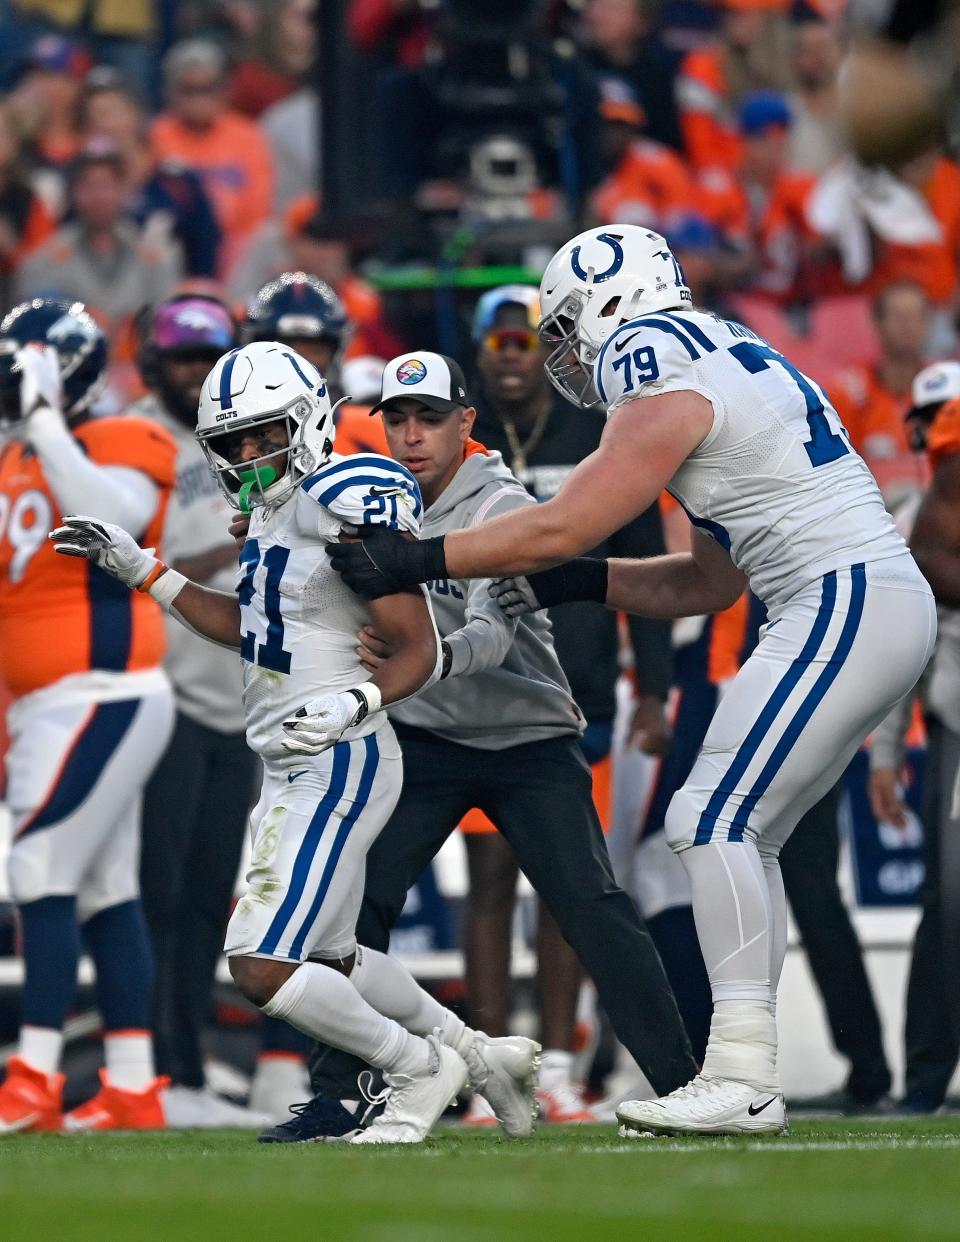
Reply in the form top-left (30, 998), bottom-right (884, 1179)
top-left (262, 350), bottom-right (695, 1141)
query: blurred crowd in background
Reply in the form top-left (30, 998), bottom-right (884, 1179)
top-left (2, 0), bottom-right (960, 1124)
top-left (0, 0), bottom-right (955, 456)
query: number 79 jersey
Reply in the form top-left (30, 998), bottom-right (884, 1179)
top-left (594, 309), bottom-right (908, 611)
top-left (238, 453), bottom-right (424, 764)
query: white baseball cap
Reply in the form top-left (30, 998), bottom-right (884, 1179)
top-left (369, 351), bottom-right (470, 417)
top-left (909, 361), bottom-right (960, 416)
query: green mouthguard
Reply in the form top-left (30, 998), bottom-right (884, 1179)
top-left (237, 464), bottom-right (279, 513)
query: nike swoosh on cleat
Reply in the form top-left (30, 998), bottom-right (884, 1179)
top-left (0, 1111), bottom-right (40, 1132)
top-left (747, 1097), bottom-right (778, 1116)
top-left (614, 331), bottom-right (642, 353)
top-left (65, 1111), bottom-right (112, 1130)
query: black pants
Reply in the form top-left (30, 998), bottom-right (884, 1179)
top-left (139, 712), bottom-right (257, 1088)
top-left (310, 727), bottom-right (696, 1097)
top-left (903, 717), bottom-right (960, 1106)
top-left (780, 782), bottom-right (891, 1100)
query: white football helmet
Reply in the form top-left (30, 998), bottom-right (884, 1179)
top-left (538, 225), bottom-right (692, 407)
top-left (196, 340), bottom-right (336, 511)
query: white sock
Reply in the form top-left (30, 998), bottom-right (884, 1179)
top-left (19, 1025), bottom-right (63, 1076)
top-left (701, 1002), bottom-right (779, 1092)
top-left (263, 963), bottom-right (428, 1077)
top-left (104, 1030), bottom-right (155, 1091)
top-left (538, 1049), bottom-right (574, 1092)
top-left (682, 841), bottom-right (772, 1003)
top-left (759, 851), bottom-right (788, 1005)
top-left (349, 946), bottom-right (475, 1054)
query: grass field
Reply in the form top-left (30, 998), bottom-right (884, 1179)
top-left (2, 1118), bottom-right (959, 1242)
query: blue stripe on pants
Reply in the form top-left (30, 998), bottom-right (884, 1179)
top-left (256, 744), bottom-right (352, 956)
top-left (17, 699), bottom-right (140, 837)
top-left (693, 571), bottom-right (839, 845)
top-left (288, 733), bottom-right (380, 960)
top-left (727, 563), bottom-right (866, 842)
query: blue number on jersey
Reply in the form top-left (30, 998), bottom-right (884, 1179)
top-left (362, 489), bottom-right (399, 526)
top-left (611, 345), bottom-right (660, 394)
top-left (238, 539), bottom-right (293, 674)
top-left (730, 341), bottom-right (848, 468)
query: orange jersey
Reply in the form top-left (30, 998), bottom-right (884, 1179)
top-left (829, 364), bottom-right (930, 505)
top-left (0, 417), bottom-right (177, 699)
top-left (333, 403), bottom-right (389, 457)
top-left (676, 48), bottom-right (742, 173)
top-left (592, 138), bottom-right (696, 228)
top-left (869, 158), bottom-right (960, 306)
top-left (151, 112), bottom-right (274, 253)
top-left (927, 396), bottom-right (960, 467)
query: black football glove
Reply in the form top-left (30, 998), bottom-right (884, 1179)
top-left (326, 526), bottom-right (447, 599)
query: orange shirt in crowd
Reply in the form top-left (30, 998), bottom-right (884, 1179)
top-left (676, 48), bottom-right (742, 174)
top-left (0, 417), bottom-right (176, 699)
top-left (708, 171), bottom-right (817, 301)
top-left (151, 111), bottom-right (274, 258)
top-left (927, 396), bottom-right (960, 467)
top-left (592, 138), bottom-right (696, 229)
top-left (829, 364), bottom-right (930, 506)
top-left (869, 158), bottom-right (960, 307)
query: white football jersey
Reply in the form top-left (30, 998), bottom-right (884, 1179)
top-left (238, 452), bottom-right (423, 763)
top-left (594, 309), bottom-right (908, 610)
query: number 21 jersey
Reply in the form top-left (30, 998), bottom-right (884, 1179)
top-left (594, 309), bottom-right (908, 610)
top-left (239, 453), bottom-right (424, 763)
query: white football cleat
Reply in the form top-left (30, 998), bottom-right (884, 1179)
top-left (617, 1074), bottom-right (787, 1137)
top-left (350, 1033), bottom-right (468, 1145)
top-left (163, 1085), bottom-right (273, 1130)
top-left (461, 1033), bottom-right (541, 1139)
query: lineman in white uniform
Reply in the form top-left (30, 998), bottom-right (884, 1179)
top-left (50, 341), bottom-right (539, 1145)
top-left (327, 226), bottom-right (937, 1136)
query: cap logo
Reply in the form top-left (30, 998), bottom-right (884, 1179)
top-left (396, 358), bottom-right (427, 385)
top-left (927, 374), bottom-right (948, 391)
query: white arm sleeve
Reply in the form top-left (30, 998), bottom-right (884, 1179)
top-left (28, 408), bottom-right (160, 536)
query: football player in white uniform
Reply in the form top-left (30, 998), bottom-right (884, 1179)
top-left (50, 341), bottom-right (539, 1145)
top-left (328, 227), bottom-right (938, 1137)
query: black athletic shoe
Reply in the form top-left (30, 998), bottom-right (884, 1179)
top-left (257, 1095), bottom-right (375, 1143)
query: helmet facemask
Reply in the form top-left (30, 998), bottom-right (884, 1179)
top-left (540, 287), bottom-right (645, 409)
top-left (197, 393), bottom-right (334, 512)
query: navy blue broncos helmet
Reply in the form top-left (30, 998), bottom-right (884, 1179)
top-left (0, 298), bottom-right (108, 429)
top-left (244, 271), bottom-right (352, 356)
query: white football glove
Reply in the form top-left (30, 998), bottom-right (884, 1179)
top-left (17, 344), bottom-right (62, 419)
top-left (281, 691), bottom-right (367, 755)
top-left (487, 575), bottom-right (542, 618)
top-left (49, 515), bottom-right (158, 588)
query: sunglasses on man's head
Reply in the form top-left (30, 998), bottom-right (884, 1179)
top-left (484, 328), bottom-right (540, 354)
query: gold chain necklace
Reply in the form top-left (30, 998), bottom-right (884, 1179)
top-left (500, 401), bottom-right (552, 474)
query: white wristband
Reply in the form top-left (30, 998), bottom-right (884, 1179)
top-left (147, 568), bottom-right (188, 612)
top-left (352, 681), bottom-right (383, 718)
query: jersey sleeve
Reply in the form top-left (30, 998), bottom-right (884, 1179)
top-left (79, 416), bottom-right (178, 488)
top-left (300, 453), bottom-right (423, 535)
top-left (594, 318), bottom-right (700, 412)
top-left (928, 397), bottom-right (960, 468)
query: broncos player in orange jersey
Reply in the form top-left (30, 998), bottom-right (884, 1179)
top-left (0, 299), bottom-right (177, 1133)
